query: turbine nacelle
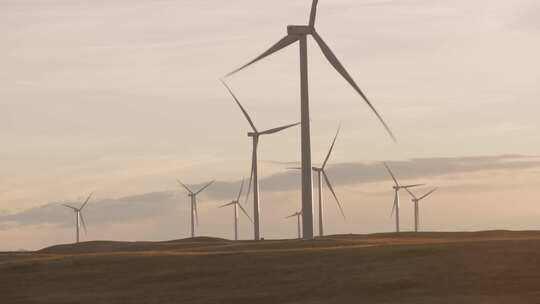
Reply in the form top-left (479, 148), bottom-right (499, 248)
top-left (287, 25), bottom-right (313, 36)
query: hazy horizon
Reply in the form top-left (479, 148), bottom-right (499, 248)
top-left (2, 0), bottom-right (540, 250)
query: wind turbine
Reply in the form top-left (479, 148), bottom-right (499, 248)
top-left (62, 192), bottom-right (93, 243)
top-left (383, 163), bottom-right (423, 233)
top-left (405, 187), bottom-right (438, 232)
top-left (219, 178), bottom-right (253, 240)
top-left (222, 81), bottom-right (300, 241)
top-left (286, 210), bottom-right (303, 239)
top-left (226, 0), bottom-right (395, 239)
top-left (177, 180), bottom-right (215, 238)
top-left (289, 124), bottom-right (345, 237)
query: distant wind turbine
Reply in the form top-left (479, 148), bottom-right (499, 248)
top-left (383, 163), bottom-right (423, 233)
top-left (219, 178), bottom-right (253, 241)
top-left (226, 0), bottom-right (395, 239)
top-left (286, 210), bottom-right (303, 239)
top-left (405, 188), bottom-right (438, 232)
top-left (62, 192), bottom-right (93, 243)
top-left (289, 124), bottom-right (345, 237)
top-left (222, 81), bottom-right (300, 241)
top-left (177, 180), bottom-right (215, 238)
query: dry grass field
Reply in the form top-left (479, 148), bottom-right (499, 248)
top-left (2, 231), bottom-right (540, 303)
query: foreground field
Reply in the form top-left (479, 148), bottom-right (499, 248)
top-left (2, 231), bottom-right (540, 303)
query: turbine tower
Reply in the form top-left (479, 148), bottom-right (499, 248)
top-left (289, 124), bottom-right (345, 236)
top-left (286, 211), bottom-right (303, 239)
top-left (383, 163), bottom-right (423, 233)
top-left (219, 178), bottom-right (253, 240)
top-left (177, 180), bottom-right (215, 238)
top-left (222, 81), bottom-right (299, 241)
top-left (405, 188), bottom-right (438, 232)
top-left (226, 0), bottom-right (395, 239)
top-left (62, 192), bottom-right (93, 243)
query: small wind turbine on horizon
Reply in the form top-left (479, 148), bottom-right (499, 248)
top-left (177, 180), bottom-right (215, 238)
top-left (286, 210), bottom-right (303, 239)
top-left (222, 81), bottom-right (300, 241)
top-left (62, 192), bottom-right (93, 244)
top-left (226, 0), bottom-right (395, 239)
top-left (383, 163), bottom-right (423, 233)
top-left (289, 124), bottom-right (345, 237)
top-left (219, 178), bottom-right (253, 241)
top-left (405, 187), bottom-right (438, 232)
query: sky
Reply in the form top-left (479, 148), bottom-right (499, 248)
top-left (1, 0), bottom-right (540, 251)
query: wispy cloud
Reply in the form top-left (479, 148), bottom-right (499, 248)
top-left (2, 154), bottom-right (539, 230)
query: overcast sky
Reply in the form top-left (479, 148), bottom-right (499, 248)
top-left (1, 0), bottom-right (540, 250)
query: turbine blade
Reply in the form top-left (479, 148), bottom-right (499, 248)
top-left (391, 191), bottom-right (397, 217)
top-left (226, 34), bottom-right (299, 77)
top-left (221, 80), bottom-right (258, 132)
top-left (322, 171), bottom-right (345, 219)
top-left (309, 0), bottom-right (319, 27)
top-left (62, 204), bottom-right (77, 210)
top-left (383, 162), bottom-right (399, 186)
top-left (243, 148), bottom-right (255, 206)
top-left (258, 122), bottom-right (301, 135)
top-left (402, 184), bottom-right (425, 189)
top-left (285, 213), bottom-right (297, 219)
top-left (79, 192), bottom-right (93, 210)
top-left (238, 203), bottom-right (254, 223)
top-left (419, 188), bottom-right (438, 200)
top-left (404, 187), bottom-right (417, 200)
top-left (79, 212), bottom-right (88, 235)
top-left (219, 201), bottom-right (236, 208)
top-left (195, 180), bottom-right (215, 195)
top-left (322, 123), bottom-right (341, 169)
top-left (236, 178), bottom-right (245, 202)
top-left (177, 179), bottom-right (193, 194)
top-left (312, 31), bottom-right (396, 142)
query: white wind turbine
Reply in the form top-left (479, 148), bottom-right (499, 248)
top-left (405, 187), bottom-right (438, 232)
top-left (219, 178), bottom-right (253, 241)
top-left (286, 210), bottom-right (303, 239)
top-left (177, 180), bottom-right (215, 238)
top-left (290, 125), bottom-right (345, 237)
top-left (222, 81), bottom-right (300, 241)
top-left (226, 0), bottom-right (395, 239)
top-left (383, 163), bottom-right (423, 233)
top-left (62, 192), bottom-right (93, 244)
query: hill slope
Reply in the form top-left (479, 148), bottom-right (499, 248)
top-left (2, 231), bottom-right (540, 303)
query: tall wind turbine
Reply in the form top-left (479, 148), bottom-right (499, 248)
top-left (177, 180), bottom-right (215, 238)
top-left (62, 192), bottom-right (93, 243)
top-left (219, 178), bottom-right (253, 240)
top-left (222, 81), bottom-right (300, 241)
top-left (226, 0), bottom-right (395, 239)
top-left (405, 188), bottom-right (437, 232)
top-left (314, 125), bottom-right (345, 236)
top-left (383, 163), bottom-right (423, 233)
top-left (286, 210), bottom-right (303, 239)
top-left (289, 124), bottom-right (345, 237)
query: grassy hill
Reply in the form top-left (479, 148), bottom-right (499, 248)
top-left (2, 231), bottom-right (540, 303)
